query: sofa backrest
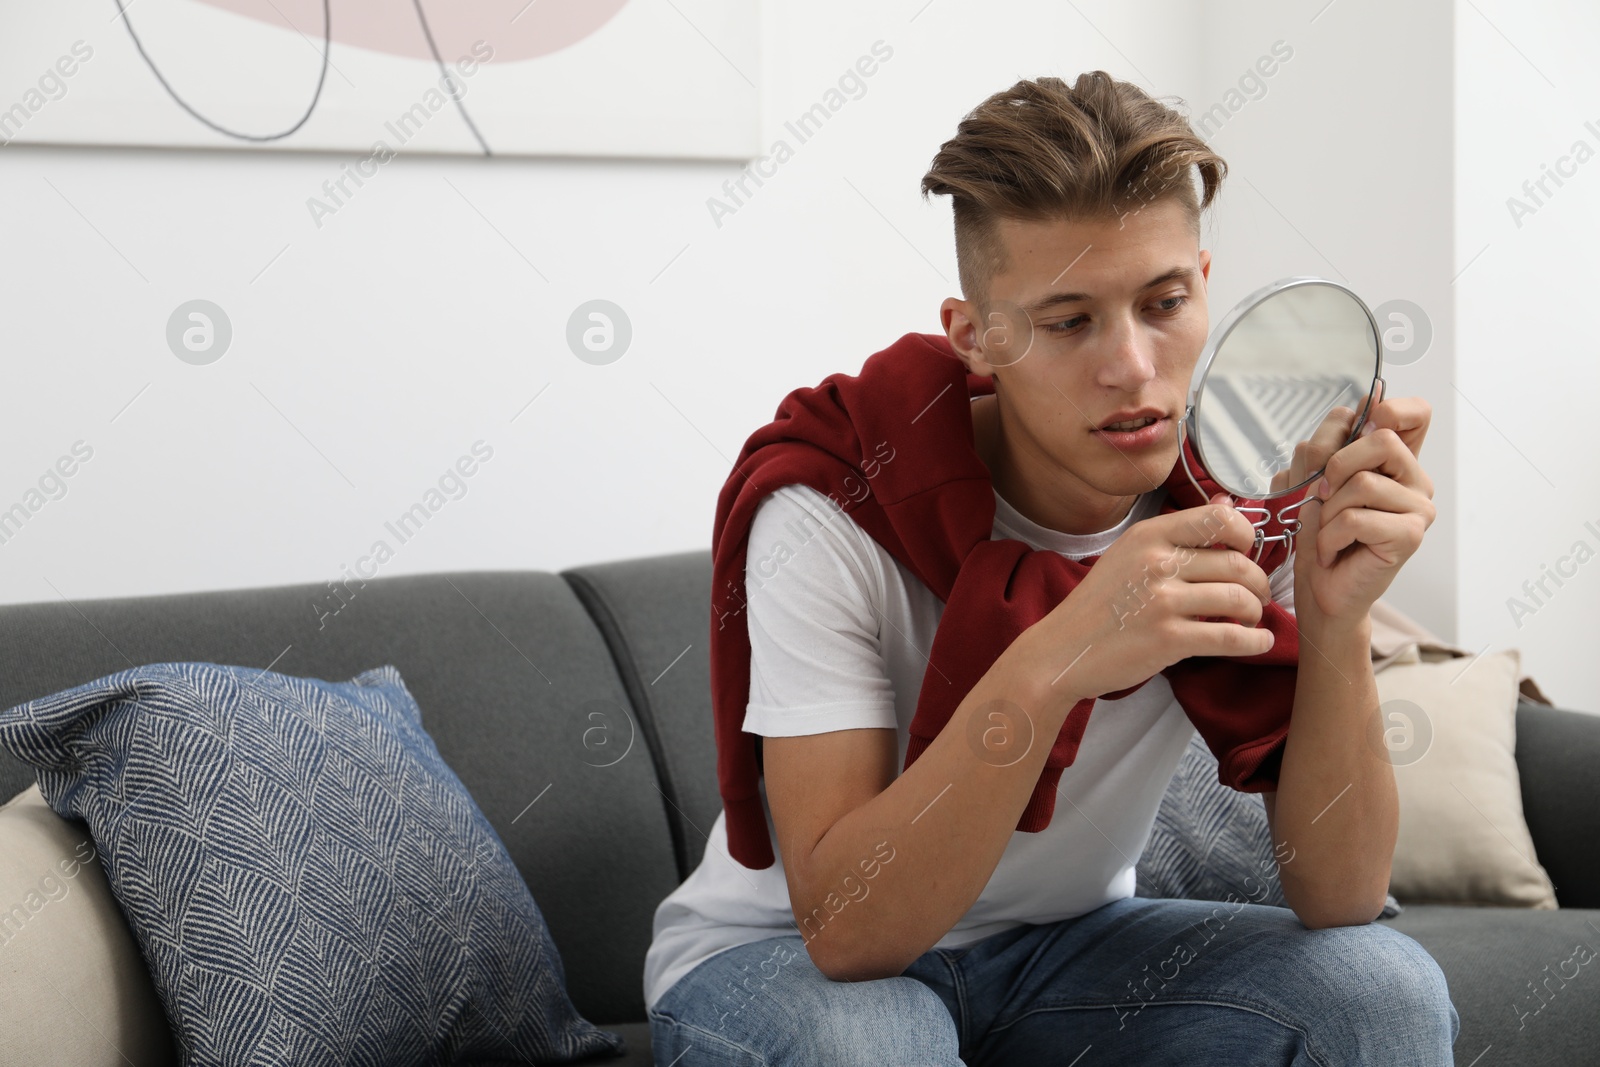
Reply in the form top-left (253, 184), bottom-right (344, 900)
top-left (0, 561), bottom-right (711, 1024)
top-left (561, 551), bottom-right (722, 880)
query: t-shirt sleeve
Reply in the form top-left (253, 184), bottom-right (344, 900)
top-left (1268, 553), bottom-right (1295, 615)
top-left (741, 484), bottom-right (900, 737)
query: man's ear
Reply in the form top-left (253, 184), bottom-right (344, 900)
top-left (1199, 248), bottom-right (1212, 285)
top-left (941, 295), bottom-right (996, 381)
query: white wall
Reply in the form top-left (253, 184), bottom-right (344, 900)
top-left (2, 0), bottom-right (1590, 708)
top-left (0, 0), bottom-right (1203, 605)
top-left (1454, 0), bottom-right (1600, 710)
top-left (1194, 0), bottom-right (1459, 646)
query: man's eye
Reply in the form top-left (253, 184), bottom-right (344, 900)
top-left (1043, 316), bottom-right (1087, 334)
top-left (1155, 295), bottom-right (1188, 313)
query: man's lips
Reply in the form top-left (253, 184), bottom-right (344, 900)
top-left (1101, 416), bottom-right (1159, 432)
top-left (1091, 413), bottom-right (1171, 450)
top-left (1094, 407), bottom-right (1167, 432)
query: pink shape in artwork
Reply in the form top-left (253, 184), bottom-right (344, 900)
top-left (191, 0), bottom-right (631, 62)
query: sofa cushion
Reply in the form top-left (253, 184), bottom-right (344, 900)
top-left (1377, 651), bottom-right (1558, 908)
top-left (0, 571), bottom-right (681, 1024)
top-left (0, 661), bottom-right (623, 1066)
top-left (1137, 730), bottom-right (1403, 917)
top-left (0, 784), bottom-right (175, 1067)
top-left (1378, 904), bottom-right (1600, 1066)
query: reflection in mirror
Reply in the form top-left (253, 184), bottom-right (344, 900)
top-left (1193, 282), bottom-right (1379, 499)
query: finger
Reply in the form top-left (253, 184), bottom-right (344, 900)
top-left (1163, 581), bottom-right (1266, 628)
top-left (1307, 402), bottom-right (1359, 459)
top-left (1172, 618), bottom-right (1276, 659)
top-left (1321, 426), bottom-right (1433, 497)
top-left (1172, 543), bottom-right (1274, 606)
top-left (1156, 499), bottom-right (1258, 555)
top-left (1316, 507), bottom-right (1427, 569)
top-left (1317, 468), bottom-right (1436, 532)
top-left (1287, 404), bottom-right (1358, 489)
top-left (1364, 394), bottom-right (1431, 458)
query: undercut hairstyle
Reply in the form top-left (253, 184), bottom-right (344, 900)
top-left (920, 71), bottom-right (1227, 307)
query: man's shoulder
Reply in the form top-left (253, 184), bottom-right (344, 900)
top-left (746, 483), bottom-right (892, 610)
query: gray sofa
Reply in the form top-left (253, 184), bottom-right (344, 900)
top-left (1, 549), bottom-right (1596, 1065)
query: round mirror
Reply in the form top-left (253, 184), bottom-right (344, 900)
top-left (1186, 277), bottom-right (1382, 501)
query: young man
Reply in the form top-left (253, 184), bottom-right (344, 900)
top-left (645, 71), bottom-right (1456, 1065)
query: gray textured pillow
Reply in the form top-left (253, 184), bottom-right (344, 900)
top-left (0, 661), bottom-right (625, 1066)
top-left (1137, 730), bottom-right (1403, 919)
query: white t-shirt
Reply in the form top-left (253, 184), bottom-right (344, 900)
top-left (643, 442), bottom-right (1296, 1011)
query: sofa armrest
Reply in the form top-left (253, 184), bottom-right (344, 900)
top-left (1515, 699), bottom-right (1600, 908)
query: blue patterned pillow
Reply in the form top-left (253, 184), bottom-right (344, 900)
top-left (1136, 731), bottom-right (1402, 919)
top-left (0, 662), bottom-right (624, 1066)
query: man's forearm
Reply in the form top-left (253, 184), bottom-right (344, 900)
top-left (1272, 614), bottom-right (1398, 926)
top-left (792, 645), bottom-right (1070, 982)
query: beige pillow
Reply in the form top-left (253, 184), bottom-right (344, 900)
top-left (0, 785), bottom-right (174, 1067)
top-left (1376, 649), bottom-right (1558, 908)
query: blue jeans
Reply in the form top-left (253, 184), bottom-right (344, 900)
top-left (647, 896), bottom-right (1460, 1065)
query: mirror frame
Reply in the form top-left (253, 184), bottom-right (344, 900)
top-left (1182, 275), bottom-right (1385, 502)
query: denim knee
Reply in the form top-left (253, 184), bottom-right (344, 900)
top-left (1306, 922), bottom-right (1460, 1051)
top-left (649, 937), bottom-right (962, 1067)
top-left (782, 970), bottom-right (962, 1066)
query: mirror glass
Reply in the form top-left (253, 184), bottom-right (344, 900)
top-left (1190, 280), bottom-right (1380, 499)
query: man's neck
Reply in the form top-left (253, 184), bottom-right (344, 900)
top-left (971, 393), bottom-right (1140, 536)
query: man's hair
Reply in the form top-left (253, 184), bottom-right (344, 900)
top-left (920, 71), bottom-right (1227, 307)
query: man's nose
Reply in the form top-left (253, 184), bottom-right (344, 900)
top-left (1096, 316), bottom-right (1157, 390)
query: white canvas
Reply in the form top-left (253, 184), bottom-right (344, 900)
top-left (0, 0), bottom-right (760, 159)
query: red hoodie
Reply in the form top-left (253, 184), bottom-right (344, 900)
top-left (710, 331), bottom-right (1302, 870)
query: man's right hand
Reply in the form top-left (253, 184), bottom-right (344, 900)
top-left (1007, 498), bottom-right (1277, 715)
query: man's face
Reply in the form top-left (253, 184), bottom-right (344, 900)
top-left (945, 197), bottom-right (1212, 500)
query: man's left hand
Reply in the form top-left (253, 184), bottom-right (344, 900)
top-left (1294, 381), bottom-right (1436, 625)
